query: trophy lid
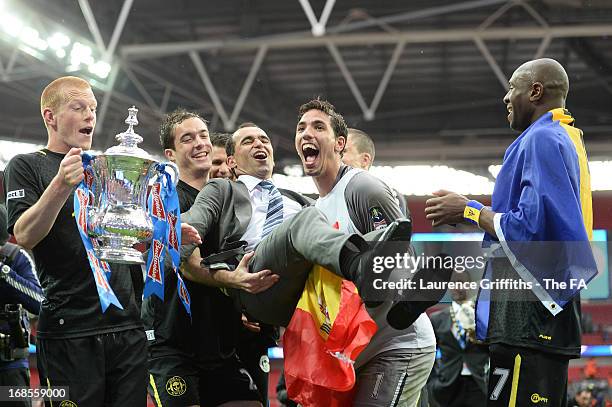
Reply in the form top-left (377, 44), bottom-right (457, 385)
top-left (104, 106), bottom-right (153, 160)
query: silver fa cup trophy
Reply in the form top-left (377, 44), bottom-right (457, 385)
top-left (85, 106), bottom-right (177, 264)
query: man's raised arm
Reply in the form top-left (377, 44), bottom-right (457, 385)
top-left (13, 148), bottom-right (84, 249)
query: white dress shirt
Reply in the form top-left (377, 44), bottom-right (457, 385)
top-left (237, 175), bottom-right (303, 250)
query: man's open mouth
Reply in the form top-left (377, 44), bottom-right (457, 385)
top-left (79, 127), bottom-right (93, 135)
top-left (253, 150), bottom-right (268, 160)
top-left (301, 143), bottom-right (319, 164)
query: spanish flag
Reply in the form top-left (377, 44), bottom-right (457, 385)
top-left (284, 265), bottom-right (377, 406)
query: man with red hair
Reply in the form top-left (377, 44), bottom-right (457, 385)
top-left (3, 76), bottom-right (146, 406)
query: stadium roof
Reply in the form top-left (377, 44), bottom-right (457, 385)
top-left (1, 0), bottom-right (611, 178)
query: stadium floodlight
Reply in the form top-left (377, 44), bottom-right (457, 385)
top-left (275, 165), bottom-right (498, 196)
top-left (47, 32), bottom-right (70, 50)
top-left (88, 60), bottom-right (111, 79)
top-left (1, 8), bottom-right (114, 82)
top-left (1, 13), bottom-right (23, 37)
top-left (70, 42), bottom-right (94, 67)
top-left (491, 161), bottom-right (612, 191)
top-left (65, 64), bottom-right (80, 72)
top-left (369, 165), bottom-right (495, 196)
top-left (20, 27), bottom-right (47, 50)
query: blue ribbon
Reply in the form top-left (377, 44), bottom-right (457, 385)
top-left (143, 163), bottom-right (191, 316)
top-left (74, 153), bottom-right (124, 312)
top-left (174, 265), bottom-right (191, 318)
top-left (75, 157), bottom-right (190, 315)
top-left (143, 180), bottom-right (168, 301)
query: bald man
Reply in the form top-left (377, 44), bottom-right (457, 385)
top-left (425, 58), bottom-right (595, 406)
top-left (342, 128), bottom-right (409, 217)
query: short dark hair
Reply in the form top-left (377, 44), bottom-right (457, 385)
top-left (574, 388), bottom-right (592, 401)
top-left (298, 98), bottom-right (348, 141)
top-left (238, 121), bottom-right (258, 129)
top-left (210, 132), bottom-right (231, 149)
top-left (348, 128), bottom-right (375, 162)
top-left (227, 122), bottom-right (260, 156)
top-left (159, 108), bottom-right (207, 151)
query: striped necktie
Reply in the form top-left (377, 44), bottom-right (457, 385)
top-left (451, 305), bottom-right (467, 349)
top-left (260, 180), bottom-right (284, 239)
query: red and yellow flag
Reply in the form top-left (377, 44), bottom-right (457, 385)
top-left (284, 265), bottom-right (377, 406)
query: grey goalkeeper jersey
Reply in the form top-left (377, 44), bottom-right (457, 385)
top-left (315, 166), bottom-right (435, 368)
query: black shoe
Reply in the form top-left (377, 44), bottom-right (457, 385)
top-left (386, 253), bottom-right (453, 330)
top-left (363, 218), bottom-right (412, 243)
top-left (356, 219), bottom-right (413, 307)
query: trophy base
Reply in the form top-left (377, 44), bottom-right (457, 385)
top-left (96, 247), bottom-right (145, 265)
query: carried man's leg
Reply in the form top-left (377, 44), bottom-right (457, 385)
top-left (236, 207), bottom-right (411, 325)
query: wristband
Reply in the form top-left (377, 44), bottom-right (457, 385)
top-left (463, 200), bottom-right (484, 226)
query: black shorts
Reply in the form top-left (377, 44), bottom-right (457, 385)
top-left (37, 328), bottom-right (147, 407)
top-left (487, 344), bottom-right (569, 407)
top-left (148, 353), bottom-right (262, 407)
top-left (0, 367), bottom-right (31, 407)
top-left (236, 335), bottom-right (271, 405)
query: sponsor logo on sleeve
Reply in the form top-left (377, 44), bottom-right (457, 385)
top-left (370, 207), bottom-right (388, 230)
top-left (6, 189), bottom-right (25, 201)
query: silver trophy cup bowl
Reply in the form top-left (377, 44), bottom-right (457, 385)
top-left (86, 106), bottom-right (177, 264)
